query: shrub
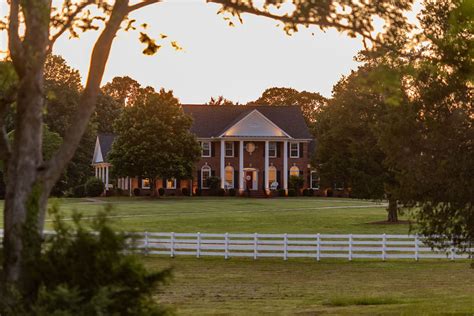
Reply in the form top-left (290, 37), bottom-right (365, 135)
top-left (278, 189), bottom-right (286, 197)
top-left (72, 184), bottom-right (85, 198)
top-left (181, 187), bottom-right (190, 196)
top-left (288, 189), bottom-right (297, 197)
top-left (217, 188), bottom-right (226, 196)
top-left (289, 175), bottom-right (305, 194)
top-left (228, 188), bottom-right (236, 196)
top-left (0, 204), bottom-right (171, 315)
top-left (302, 188), bottom-right (309, 196)
top-left (194, 188), bottom-right (202, 196)
top-left (308, 188), bottom-right (315, 196)
top-left (206, 176), bottom-right (220, 191)
top-left (158, 187), bottom-right (165, 196)
top-left (84, 177), bottom-right (105, 197)
top-left (133, 188), bottom-right (141, 196)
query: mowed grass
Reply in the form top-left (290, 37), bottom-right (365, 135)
top-left (1, 196), bottom-right (413, 234)
top-left (146, 257), bottom-right (474, 315)
top-left (3, 197), bottom-right (470, 314)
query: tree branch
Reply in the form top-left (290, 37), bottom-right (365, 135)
top-left (127, 0), bottom-right (161, 13)
top-left (49, 0), bottom-right (95, 49)
top-left (8, 0), bottom-right (25, 76)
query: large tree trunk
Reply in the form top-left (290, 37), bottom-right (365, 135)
top-left (387, 197), bottom-right (399, 222)
top-left (2, 0), bottom-right (51, 298)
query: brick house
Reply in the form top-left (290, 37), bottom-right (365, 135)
top-left (92, 105), bottom-right (321, 196)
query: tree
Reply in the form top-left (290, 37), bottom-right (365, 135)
top-left (314, 65), bottom-right (404, 222)
top-left (108, 89), bottom-right (200, 196)
top-left (374, 0), bottom-right (473, 249)
top-left (1, 0), bottom-right (414, 303)
top-left (101, 76), bottom-right (142, 107)
top-left (93, 93), bottom-right (122, 134)
top-left (206, 96), bottom-right (236, 106)
top-left (249, 87), bottom-right (327, 125)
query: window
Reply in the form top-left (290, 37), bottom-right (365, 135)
top-left (290, 142), bottom-right (299, 158)
top-left (290, 166), bottom-right (300, 177)
top-left (225, 166), bottom-right (234, 188)
top-left (201, 166), bottom-right (211, 188)
top-left (268, 166), bottom-right (277, 188)
top-left (142, 178), bottom-right (150, 189)
top-left (310, 171), bottom-right (320, 189)
top-left (201, 141), bottom-right (211, 157)
top-left (225, 142), bottom-right (234, 157)
top-left (166, 178), bottom-right (176, 189)
top-left (269, 142), bottom-right (277, 158)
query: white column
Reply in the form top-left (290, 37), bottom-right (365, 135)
top-left (239, 140), bottom-right (244, 193)
top-left (105, 165), bottom-right (109, 191)
top-left (95, 166), bottom-right (98, 178)
top-left (100, 166), bottom-right (104, 182)
top-left (220, 139), bottom-right (225, 189)
top-left (264, 141), bottom-right (269, 192)
top-left (283, 141), bottom-right (288, 194)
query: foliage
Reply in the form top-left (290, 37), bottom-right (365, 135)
top-left (133, 188), bottom-right (141, 197)
top-left (109, 89), bottom-right (200, 196)
top-left (373, 0), bottom-right (474, 247)
top-left (206, 96), bottom-right (236, 106)
top-left (278, 189), bottom-right (286, 197)
top-left (158, 188), bottom-right (165, 196)
top-left (206, 176), bottom-right (221, 193)
top-left (217, 188), bottom-right (226, 196)
top-left (194, 188), bottom-right (202, 196)
top-left (248, 87), bottom-right (327, 125)
top-left (287, 189), bottom-right (297, 197)
top-left (288, 175), bottom-right (304, 193)
top-left (0, 204), bottom-right (171, 315)
top-left (72, 185), bottom-right (86, 198)
top-left (84, 177), bottom-right (105, 197)
top-left (7, 125), bottom-right (62, 162)
top-left (181, 187), bottom-right (190, 196)
top-left (228, 188), bottom-right (236, 196)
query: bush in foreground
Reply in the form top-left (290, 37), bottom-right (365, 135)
top-left (0, 204), bottom-right (171, 315)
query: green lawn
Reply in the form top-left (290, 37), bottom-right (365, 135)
top-left (2, 197), bottom-right (471, 314)
top-left (15, 196), bottom-right (412, 234)
top-left (147, 257), bottom-right (474, 315)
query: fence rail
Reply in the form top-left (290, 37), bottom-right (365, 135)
top-left (1, 230), bottom-right (471, 261)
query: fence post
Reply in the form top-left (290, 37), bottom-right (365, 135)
top-left (348, 234), bottom-right (353, 261)
top-left (196, 232), bottom-right (201, 258)
top-left (254, 233), bottom-right (258, 260)
top-left (414, 234), bottom-right (419, 261)
top-left (316, 233), bottom-right (321, 262)
top-left (450, 240), bottom-right (455, 261)
top-left (382, 233), bottom-right (386, 261)
top-left (144, 231), bottom-right (149, 256)
top-left (283, 233), bottom-right (288, 260)
top-left (224, 232), bottom-right (229, 259)
top-left (170, 232), bottom-right (175, 258)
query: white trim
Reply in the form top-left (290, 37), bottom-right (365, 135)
top-left (239, 141), bottom-right (244, 192)
top-left (201, 165), bottom-right (211, 189)
top-left (166, 178), bottom-right (177, 189)
top-left (220, 140), bottom-right (225, 189)
top-left (290, 142), bottom-right (300, 158)
top-left (268, 141), bottom-right (277, 158)
top-left (283, 141), bottom-right (288, 192)
top-left (201, 141), bottom-right (211, 157)
top-left (310, 171), bottom-right (320, 190)
top-left (219, 109), bottom-right (292, 138)
top-left (225, 141), bottom-right (234, 157)
top-left (141, 178), bottom-right (151, 189)
top-left (264, 141), bottom-right (269, 191)
top-left (92, 136), bottom-right (104, 163)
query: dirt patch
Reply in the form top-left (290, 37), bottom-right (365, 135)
top-left (368, 220), bottom-right (411, 225)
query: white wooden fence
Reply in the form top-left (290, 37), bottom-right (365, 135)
top-left (133, 232), bottom-right (472, 261)
top-left (1, 230), bottom-right (471, 261)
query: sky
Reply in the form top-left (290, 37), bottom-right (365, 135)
top-left (53, 0), bottom-right (365, 104)
top-left (1, 0), bottom-right (368, 104)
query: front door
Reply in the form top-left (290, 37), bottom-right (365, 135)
top-left (245, 171), bottom-right (253, 190)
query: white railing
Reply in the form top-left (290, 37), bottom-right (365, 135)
top-left (0, 230), bottom-right (471, 261)
top-left (134, 232), bottom-right (472, 261)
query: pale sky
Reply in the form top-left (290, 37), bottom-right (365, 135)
top-left (2, 0), bottom-right (369, 104)
top-left (53, 0), bottom-right (365, 104)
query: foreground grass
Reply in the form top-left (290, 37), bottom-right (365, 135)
top-left (146, 256), bottom-right (474, 315)
top-left (2, 197), bottom-right (412, 234)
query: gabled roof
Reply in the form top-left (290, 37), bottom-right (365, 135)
top-left (92, 133), bottom-right (115, 163)
top-left (182, 105), bottom-right (312, 139)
